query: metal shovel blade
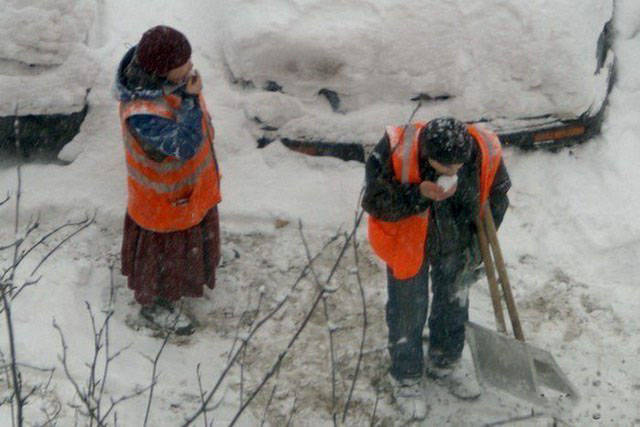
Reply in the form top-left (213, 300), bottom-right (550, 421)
top-left (466, 321), bottom-right (579, 405)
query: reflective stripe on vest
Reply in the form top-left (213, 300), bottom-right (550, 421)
top-left (119, 94), bottom-right (221, 232)
top-left (368, 122), bottom-right (503, 280)
top-left (386, 123), bottom-right (423, 184)
top-left (368, 122), bottom-right (429, 280)
top-left (467, 123), bottom-right (502, 211)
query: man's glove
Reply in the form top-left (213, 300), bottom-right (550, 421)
top-left (460, 240), bottom-right (483, 288)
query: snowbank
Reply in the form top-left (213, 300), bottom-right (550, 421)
top-left (0, 0), bottom-right (97, 115)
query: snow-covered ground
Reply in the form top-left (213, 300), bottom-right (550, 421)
top-left (0, 0), bottom-right (639, 426)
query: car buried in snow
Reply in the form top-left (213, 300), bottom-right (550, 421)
top-left (219, 0), bottom-right (615, 161)
top-left (0, 0), bottom-right (97, 159)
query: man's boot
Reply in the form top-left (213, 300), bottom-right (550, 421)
top-left (388, 374), bottom-right (428, 420)
top-left (426, 359), bottom-right (481, 400)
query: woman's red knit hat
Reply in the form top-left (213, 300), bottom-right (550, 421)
top-left (136, 25), bottom-right (191, 76)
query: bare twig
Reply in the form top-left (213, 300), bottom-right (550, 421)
top-left (41, 399), bottom-right (62, 426)
top-left (5, 218), bottom-right (89, 279)
top-left (0, 363), bottom-right (54, 374)
top-left (369, 387), bottom-right (380, 427)
top-left (0, 394), bottom-right (14, 410)
top-left (13, 105), bottom-right (22, 238)
top-left (2, 107), bottom-right (24, 426)
top-left (21, 384), bottom-right (39, 407)
top-left (53, 319), bottom-right (100, 423)
top-left (180, 232), bottom-right (342, 426)
top-left (323, 295), bottom-right (338, 427)
top-left (195, 364), bottom-right (209, 427)
top-left (0, 240), bottom-right (19, 252)
top-left (342, 211), bottom-right (368, 423)
top-left (100, 384), bottom-right (151, 424)
top-left (226, 303), bottom-right (253, 365)
top-left (98, 265), bottom-right (118, 406)
top-left (230, 292), bottom-right (263, 409)
top-left (0, 192), bottom-right (9, 209)
top-left (259, 379), bottom-right (278, 427)
top-left (239, 345), bottom-right (246, 409)
top-left (29, 214), bottom-right (95, 276)
top-left (284, 395), bottom-right (298, 427)
top-left (85, 302), bottom-right (104, 419)
top-left (226, 284), bottom-right (324, 426)
top-left (54, 286), bottom-right (144, 427)
top-left (298, 222), bottom-right (338, 426)
top-left (10, 275), bottom-right (42, 301)
top-left (80, 296), bottom-right (125, 425)
top-left (224, 240), bottom-right (321, 366)
top-left (142, 310), bottom-right (175, 427)
top-left (0, 349), bottom-right (15, 425)
top-left (2, 282), bottom-right (23, 427)
top-left (226, 213), bottom-right (364, 427)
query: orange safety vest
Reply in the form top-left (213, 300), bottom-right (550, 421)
top-left (368, 122), bottom-right (502, 279)
top-left (119, 93), bottom-right (221, 232)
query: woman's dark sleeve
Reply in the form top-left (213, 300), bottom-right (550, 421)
top-left (361, 134), bottom-right (432, 221)
top-left (126, 95), bottom-right (203, 161)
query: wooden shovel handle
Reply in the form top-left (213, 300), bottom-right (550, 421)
top-left (482, 203), bottom-right (525, 342)
top-left (474, 213), bottom-right (507, 334)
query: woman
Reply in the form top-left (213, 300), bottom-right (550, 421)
top-left (114, 26), bottom-right (222, 335)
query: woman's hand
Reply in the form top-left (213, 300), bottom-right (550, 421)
top-left (185, 70), bottom-right (202, 95)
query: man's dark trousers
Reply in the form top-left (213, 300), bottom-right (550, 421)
top-left (386, 250), bottom-right (471, 380)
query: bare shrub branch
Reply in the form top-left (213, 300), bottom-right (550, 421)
top-left (0, 192), bottom-right (10, 209)
top-left (53, 319), bottom-right (99, 423)
top-left (259, 378), bottom-right (278, 427)
top-left (195, 364), bottom-right (209, 427)
top-left (142, 303), bottom-right (179, 427)
top-left (4, 217), bottom-right (90, 280)
top-left (369, 387), bottom-right (380, 427)
top-left (53, 270), bottom-right (148, 426)
top-left (180, 232), bottom-right (342, 426)
top-left (285, 395), bottom-right (298, 427)
top-left (298, 221), bottom-right (338, 426)
top-left (226, 213), bottom-right (364, 427)
top-left (29, 214), bottom-right (95, 277)
top-left (342, 213), bottom-right (368, 423)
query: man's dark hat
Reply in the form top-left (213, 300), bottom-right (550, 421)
top-left (420, 117), bottom-right (473, 164)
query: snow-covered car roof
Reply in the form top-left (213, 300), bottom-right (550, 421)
top-left (219, 0), bottom-right (614, 152)
top-left (0, 0), bottom-right (98, 116)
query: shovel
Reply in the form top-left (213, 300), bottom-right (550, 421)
top-left (465, 203), bottom-right (579, 405)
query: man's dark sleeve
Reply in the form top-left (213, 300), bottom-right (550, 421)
top-left (489, 158), bottom-right (511, 228)
top-left (361, 134), bottom-right (432, 221)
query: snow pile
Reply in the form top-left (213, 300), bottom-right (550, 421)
top-left (0, 0), bottom-right (95, 65)
top-left (0, 0), bottom-right (97, 115)
top-left (614, 0), bottom-right (640, 40)
top-left (221, 0), bottom-right (613, 144)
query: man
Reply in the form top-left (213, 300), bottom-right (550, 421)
top-left (115, 26), bottom-right (222, 335)
top-left (363, 117), bottom-right (510, 419)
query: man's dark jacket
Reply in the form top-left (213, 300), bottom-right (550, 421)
top-left (362, 131), bottom-right (511, 259)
